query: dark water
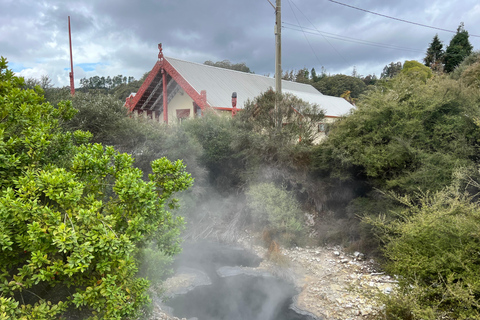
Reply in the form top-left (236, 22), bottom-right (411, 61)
top-left (164, 241), bottom-right (317, 320)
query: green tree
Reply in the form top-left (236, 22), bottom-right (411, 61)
top-left (62, 93), bottom-right (128, 145)
top-left (311, 68), bottom-right (320, 82)
top-left (450, 51), bottom-right (480, 80)
top-left (204, 60), bottom-right (253, 73)
top-left (295, 68), bottom-right (310, 83)
top-left (380, 61), bottom-right (403, 79)
top-left (460, 59), bottom-right (480, 88)
top-left (313, 74), bottom-right (367, 98)
top-left (282, 69), bottom-right (295, 81)
top-left (361, 74), bottom-right (378, 86)
top-left (0, 57), bottom-right (193, 319)
top-left (444, 23), bottom-right (473, 73)
top-left (401, 60), bottom-right (433, 82)
top-left (312, 74), bottom-right (480, 194)
top-left (423, 34), bottom-right (444, 69)
top-left (234, 90), bottom-right (324, 146)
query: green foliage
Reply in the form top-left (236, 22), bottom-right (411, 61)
top-left (313, 74), bottom-right (367, 98)
top-left (368, 189), bottom-right (480, 319)
top-left (235, 90), bottom-right (324, 145)
top-left (362, 74), bottom-right (378, 86)
top-left (282, 68), bottom-right (311, 83)
top-left (381, 62), bottom-right (403, 79)
top-left (444, 23), bottom-right (474, 73)
top-left (0, 58), bottom-right (193, 319)
top-left (79, 75), bottom-right (136, 91)
top-left (136, 244), bottom-right (174, 288)
top-left (246, 182), bottom-right (304, 245)
top-left (44, 89), bottom-right (205, 187)
top-left (229, 90), bottom-right (324, 188)
top-left (461, 61), bottom-right (480, 88)
top-left (401, 60), bottom-right (433, 82)
top-left (204, 60), bottom-right (253, 73)
top-left (182, 112), bottom-right (240, 192)
top-left (313, 74), bottom-right (480, 194)
top-left (63, 93), bottom-right (128, 145)
top-left (450, 51), bottom-right (480, 80)
top-left (423, 34), bottom-right (444, 69)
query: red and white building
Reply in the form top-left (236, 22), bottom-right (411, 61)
top-left (125, 44), bottom-right (353, 127)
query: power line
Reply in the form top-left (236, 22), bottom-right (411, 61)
top-left (288, 0), bottom-right (349, 63)
top-left (283, 22), bottom-right (425, 53)
top-left (326, 0), bottom-right (480, 38)
top-left (286, 0), bottom-right (327, 66)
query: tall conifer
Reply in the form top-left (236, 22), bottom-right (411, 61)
top-left (444, 23), bottom-right (473, 73)
top-left (424, 34), bottom-right (444, 68)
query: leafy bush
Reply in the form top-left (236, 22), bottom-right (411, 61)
top-left (234, 90), bottom-right (324, 146)
top-left (63, 92), bottom-right (128, 145)
top-left (450, 51), bottom-right (480, 80)
top-left (401, 60), bottom-right (433, 82)
top-left (368, 189), bottom-right (480, 319)
top-left (460, 60), bottom-right (480, 88)
top-left (246, 182), bottom-right (304, 245)
top-left (50, 89), bottom-right (206, 192)
top-left (313, 74), bottom-right (367, 98)
top-left (182, 112), bottom-right (241, 193)
top-left (0, 57), bottom-right (193, 319)
top-left (312, 74), bottom-right (480, 194)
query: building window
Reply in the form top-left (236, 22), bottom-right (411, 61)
top-left (176, 109), bottom-right (191, 123)
top-left (318, 123), bottom-right (326, 132)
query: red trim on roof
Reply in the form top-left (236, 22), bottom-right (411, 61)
top-left (125, 60), bottom-right (162, 112)
top-left (125, 45), bottom-right (213, 113)
top-left (162, 60), bottom-right (213, 110)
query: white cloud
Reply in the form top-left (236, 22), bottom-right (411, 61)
top-left (3, 0), bottom-right (480, 86)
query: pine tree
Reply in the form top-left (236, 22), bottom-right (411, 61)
top-left (424, 34), bottom-right (444, 68)
top-left (444, 23), bottom-right (473, 73)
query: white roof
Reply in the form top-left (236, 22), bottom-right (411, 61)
top-left (166, 57), bottom-right (353, 117)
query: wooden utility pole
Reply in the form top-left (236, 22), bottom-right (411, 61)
top-left (275, 0), bottom-right (282, 95)
top-left (68, 16), bottom-right (75, 96)
top-left (274, 0), bottom-right (282, 128)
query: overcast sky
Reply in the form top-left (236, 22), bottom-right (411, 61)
top-left (2, 0), bottom-right (479, 87)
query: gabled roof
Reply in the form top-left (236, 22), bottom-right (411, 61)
top-left (125, 45), bottom-right (354, 118)
top-left (167, 57), bottom-right (353, 117)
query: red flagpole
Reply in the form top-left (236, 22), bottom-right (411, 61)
top-left (68, 16), bottom-right (75, 96)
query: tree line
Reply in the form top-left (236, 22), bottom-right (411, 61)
top-left (79, 74), bottom-right (136, 90)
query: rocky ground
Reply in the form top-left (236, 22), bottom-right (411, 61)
top-left (149, 230), bottom-right (395, 320)
top-left (237, 232), bottom-right (395, 320)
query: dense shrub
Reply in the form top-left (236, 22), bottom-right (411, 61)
top-left (368, 188), bottom-right (480, 319)
top-left (312, 74), bottom-right (480, 194)
top-left (246, 182), bottom-right (304, 245)
top-left (182, 112), bottom-right (241, 193)
top-left (0, 57), bottom-right (193, 319)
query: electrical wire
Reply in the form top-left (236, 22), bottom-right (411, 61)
top-left (326, 0), bottom-right (480, 38)
top-left (287, 0), bottom-right (350, 64)
top-left (285, 0), bottom-right (424, 57)
top-left (286, 0), bottom-right (332, 66)
top-left (283, 22), bottom-right (425, 53)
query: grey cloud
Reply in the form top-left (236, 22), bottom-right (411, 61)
top-left (3, 0), bottom-right (480, 86)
